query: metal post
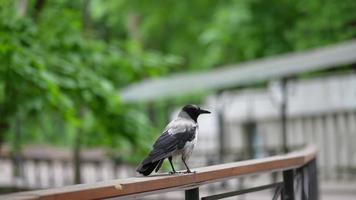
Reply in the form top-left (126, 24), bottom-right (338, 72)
top-left (73, 129), bottom-right (82, 184)
top-left (308, 159), bottom-right (319, 200)
top-left (283, 169), bottom-right (294, 200)
top-left (217, 103), bottom-right (225, 163)
top-left (217, 99), bottom-right (228, 189)
top-left (280, 78), bottom-right (289, 153)
top-left (301, 166), bottom-right (307, 200)
top-left (243, 121), bottom-right (257, 159)
top-left (185, 187), bottom-right (199, 200)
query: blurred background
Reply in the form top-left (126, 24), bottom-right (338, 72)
top-left (0, 0), bottom-right (356, 199)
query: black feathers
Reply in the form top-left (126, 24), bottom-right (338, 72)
top-left (182, 104), bottom-right (211, 122)
top-left (136, 126), bottom-right (196, 176)
top-left (136, 160), bottom-right (160, 176)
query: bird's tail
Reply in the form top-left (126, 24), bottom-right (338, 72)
top-left (136, 160), bottom-right (160, 176)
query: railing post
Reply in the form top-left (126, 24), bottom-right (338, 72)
top-left (280, 78), bottom-right (289, 154)
top-left (308, 158), bottom-right (319, 200)
top-left (185, 187), bottom-right (199, 200)
top-left (283, 169), bottom-right (294, 200)
top-left (300, 157), bottom-right (319, 200)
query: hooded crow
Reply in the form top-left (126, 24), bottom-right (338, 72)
top-left (136, 104), bottom-right (211, 176)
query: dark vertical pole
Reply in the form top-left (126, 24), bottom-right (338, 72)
top-left (217, 93), bottom-right (228, 188)
top-left (73, 129), bottom-right (82, 184)
top-left (74, 107), bottom-right (87, 184)
top-left (217, 90), bottom-right (226, 164)
top-left (281, 78), bottom-right (289, 153)
top-left (147, 102), bottom-right (156, 125)
top-left (185, 188), bottom-right (199, 200)
top-left (309, 158), bottom-right (319, 200)
top-left (243, 121), bottom-right (257, 159)
top-left (0, 121), bottom-right (8, 158)
top-left (301, 166), bottom-right (307, 200)
top-left (217, 106), bottom-right (225, 164)
top-left (283, 169), bottom-right (295, 200)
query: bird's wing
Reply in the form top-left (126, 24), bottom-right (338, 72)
top-left (141, 122), bottom-right (197, 165)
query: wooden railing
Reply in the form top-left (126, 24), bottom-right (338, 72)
top-left (0, 145), bottom-right (318, 200)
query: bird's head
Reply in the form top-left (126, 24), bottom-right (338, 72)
top-left (181, 104), bottom-right (211, 122)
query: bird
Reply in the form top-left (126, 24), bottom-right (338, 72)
top-left (136, 104), bottom-right (211, 176)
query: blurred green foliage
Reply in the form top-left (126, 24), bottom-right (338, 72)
top-left (0, 0), bottom-right (355, 162)
top-left (98, 0), bottom-right (356, 71)
top-left (0, 0), bottom-right (181, 162)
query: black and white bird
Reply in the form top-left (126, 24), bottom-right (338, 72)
top-left (136, 104), bottom-right (210, 176)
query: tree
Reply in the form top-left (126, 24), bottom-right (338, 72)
top-left (0, 0), bottom-right (181, 164)
top-left (1, 0), bottom-right (355, 165)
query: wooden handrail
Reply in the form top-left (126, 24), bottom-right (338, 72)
top-left (0, 145), bottom-right (317, 200)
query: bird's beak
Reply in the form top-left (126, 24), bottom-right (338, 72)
top-left (199, 109), bottom-right (211, 114)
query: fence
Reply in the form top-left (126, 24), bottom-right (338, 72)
top-left (193, 74), bottom-right (356, 181)
top-left (0, 146), bottom-right (136, 189)
top-left (0, 145), bottom-right (318, 200)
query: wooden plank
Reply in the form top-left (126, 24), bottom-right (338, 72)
top-left (0, 146), bottom-right (317, 200)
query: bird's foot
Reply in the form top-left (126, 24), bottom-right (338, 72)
top-left (184, 170), bottom-right (196, 174)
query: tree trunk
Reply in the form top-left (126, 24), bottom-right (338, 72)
top-left (127, 12), bottom-right (141, 43)
top-left (82, 0), bottom-right (91, 31)
top-left (0, 121), bottom-right (8, 155)
top-left (17, 0), bottom-right (28, 17)
top-left (32, 0), bottom-right (46, 21)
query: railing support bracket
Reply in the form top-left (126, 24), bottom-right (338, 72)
top-left (283, 169), bottom-right (295, 200)
top-left (185, 187), bottom-right (199, 200)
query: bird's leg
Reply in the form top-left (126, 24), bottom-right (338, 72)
top-left (182, 157), bottom-right (195, 174)
top-left (168, 156), bottom-right (178, 174)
